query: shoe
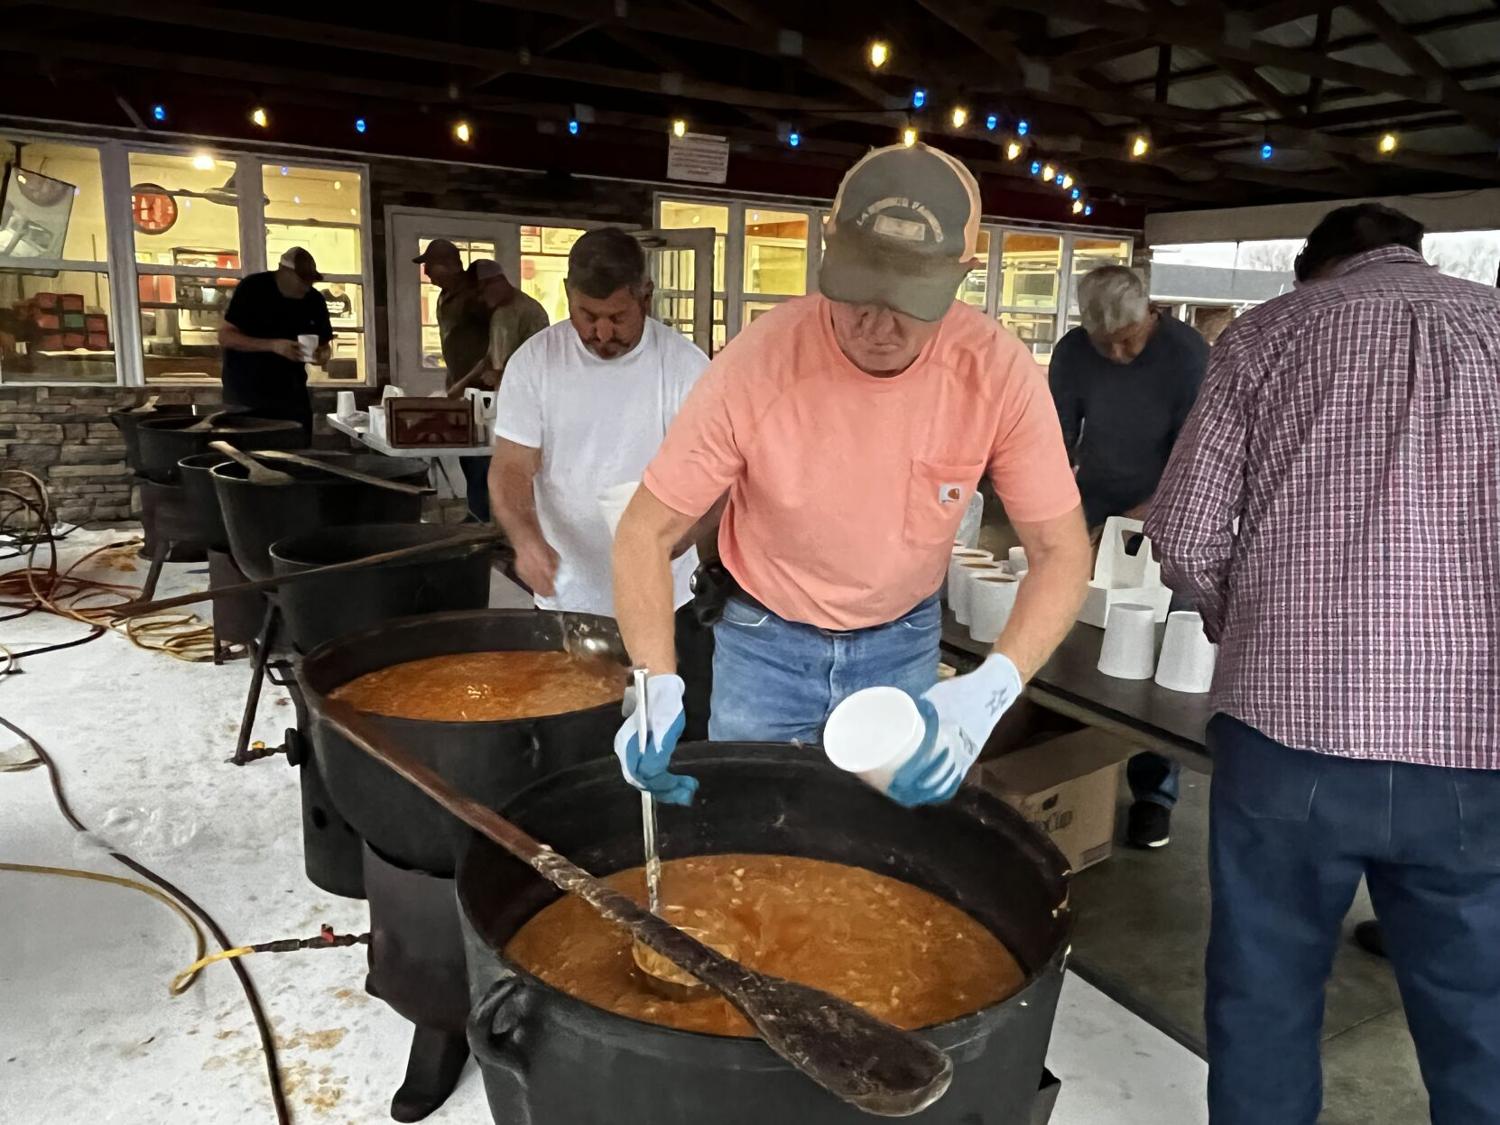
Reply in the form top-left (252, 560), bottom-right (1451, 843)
top-left (1126, 801), bottom-right (1172, 848)
top-left (1353, 920), bottom-right (1388, 959)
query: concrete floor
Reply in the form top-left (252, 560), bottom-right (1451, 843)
top-left (5, 529), bottom-right (1217, 1123)
top-left (1068, 770), bottom-right (1429, 1124)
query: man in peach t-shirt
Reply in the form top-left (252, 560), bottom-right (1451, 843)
top-left (612, 143), bottom-right (1091, 807)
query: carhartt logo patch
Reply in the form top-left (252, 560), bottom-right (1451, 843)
top-left (939, 483), bottom-right (964, 504)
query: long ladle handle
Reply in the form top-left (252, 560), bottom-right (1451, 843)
top-left (209, 441), bottom-right (277, 482)
top-left (317, 700), bottom-right (953, 1118)
top-left (634, 668), bottom-right (662, 916)
top-left (253, 449), bottom-right (433, 495)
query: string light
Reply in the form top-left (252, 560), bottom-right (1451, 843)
top-left (333, 180), bottom-right (342, 190)
top-left (1055, 172), bottom-right (1066, 186)
top-left (1041, 162), bottom-right (1056, 181)
top-left (151, 104), bottom-right (166, 122)
top-left (1071, 187), bottom-right (1080, 200)
top-left (1084, 204), bottom-right (1094, 217)
top-left (1005, 140), bottom-right (1023, 161)
top-left (985, 114), bottom-right (999, 132)
top-left (1130, 134), bottom-right (1150, 158)
top-left (672, 118), bottom-right (687, 138)
top-left (355, 117), bottom-right (368, 134)
top-left (902, 126), bottom-right (919, 147)
top-left (191, 152), bottom-right (215, 171)
top-left (951, 106), bottom-right (969, 128)
top-left (454, 120), bottom-right (473, 143)
top-left (788, 130), bottom-right (801, 148)
top-left (1017, 119), bottom-right (1030, 136)
top-left (868, 41), bottom-right (890, 69)
top-left (1072, 199), bottom-right (1085, 215)
top-left (250, 107), bottom-right (268, 128)
top-left (911, 88), bottom-right (927, 110)
top-left (1260, 142), bottom-right (1274, 161)
top-left (279, 166), bottom-right (289, 176)
top-left (1031, 160), bottom-right (1042, 176)
top-left (1062, 173), bottom-right (1074, 190)
top-left (1378, 132), bottom-right (1399, 154)
top-left (568, 119), bottom-right (580, 135)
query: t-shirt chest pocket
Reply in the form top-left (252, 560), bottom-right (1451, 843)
top-left (904, 458), bottom-right (986, 548)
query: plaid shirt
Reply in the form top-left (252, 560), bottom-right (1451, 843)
top-left (1146, 246), bottom-right (1500, 769)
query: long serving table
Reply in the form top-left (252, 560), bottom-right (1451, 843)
top-left (941, 611), bottom-right (1213, 766)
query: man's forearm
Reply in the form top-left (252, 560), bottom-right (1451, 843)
top-left (613, 515), bottom-right (682, 675)
top-left (995, 522), bottom-right (1092, 681)
top-left (489, 461), bottom-right (548, 551)
top-left (218, 325), bottom-right (278, 353)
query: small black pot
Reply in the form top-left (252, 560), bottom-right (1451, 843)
top-left (177, 452), bottom-right (232, 550)
top-left (136, 414), bottom-right (304, 484)
top-left (458, 745), bottom-right (1072, 1125)
top-left (212, 453), bottom-right (428, 582)
top-left (110, 404), bottom-right (196, 474)
top-left (269, 523), bottom-right (495, 654)
top-left (299, 609), bottom-right (623, 876)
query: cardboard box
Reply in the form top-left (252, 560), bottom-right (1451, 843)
top-left (972, 730), bottom-right (1130, 873)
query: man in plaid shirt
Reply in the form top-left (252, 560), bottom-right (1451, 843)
top-left (1148, 204), bottom-right (1500, 1125)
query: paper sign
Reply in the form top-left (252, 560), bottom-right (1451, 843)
top-left (667, 132), bottom-right (729, 184)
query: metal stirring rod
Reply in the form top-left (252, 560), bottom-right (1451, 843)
top-left (633, 668), bottom-right (662, 915)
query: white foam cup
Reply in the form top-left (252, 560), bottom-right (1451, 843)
top-left (298, 333), bottom-right (320, 365)
top-left (954, 560), bottom-right (1004, 626)
top-left (335, 390), bottom-right (357, 419)
top-left (598, 481), bottom-right (640, 540)
top-left (1097, 602), bottom-right (1159, 680)
top-left (1008, 546), bottom-right (1029, 575)
top-left (823, 686), bottom-right (927, 795)
top-left (945, 548), bottom-right (991, 606)
top-left (969, 573), bottom-right (1020, 644)
top-left (1154, 610), bottom-right (1217, 693)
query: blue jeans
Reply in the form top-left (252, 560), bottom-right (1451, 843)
top-left (1206, 714), bottom-right (1500, 1125)
top-left (460, 455), bottom-right (491, 523)
top-left (708, 595), bottom-right (941, 743)
top-left (1128, 751), bottom-right (1181, 809)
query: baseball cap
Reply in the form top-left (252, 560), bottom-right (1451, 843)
top-left (470, 258), bottom-right (506, 283)
top-left (819, 143), bottom-right (982, 322)
top-left (413, 238), bottom-right (462, 265)
top-left (277, 246), bottom-right (323, 283)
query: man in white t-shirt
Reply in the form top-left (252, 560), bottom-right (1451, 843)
top-left (488, 226), bottom-right (713, 729)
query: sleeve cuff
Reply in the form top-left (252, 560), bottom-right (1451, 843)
top-left (493, 425), bottom-right (540, 448)
top-left (641, 468), bottom-right (707, 519)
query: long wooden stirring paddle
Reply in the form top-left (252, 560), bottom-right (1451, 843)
top-left (209, 441), bottom-right (294, 486)
top-left (253, 450), bottom-right (433, 496)
top-left (319, 700), bottom-right (954, 1118)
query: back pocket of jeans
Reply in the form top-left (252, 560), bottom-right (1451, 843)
top-left (1210, 715), bottom-right (1324, 822)
top-left (1455, 771), bottom-right (1500, 866)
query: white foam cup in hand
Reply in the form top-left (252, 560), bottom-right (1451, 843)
top-left (1154, 610), bottom-right (1217, 693)
top-left (598, 481), bottom-right (640, 540)
top-left (1098, 602), bottom-right (1159, 680)
top-left (1008, 546), bottom-right (1029, 575)
top-left (969, 573), bottom-right (1020, 644)
top-left (945, 548), bottom-right (991, 606)
top-left (954, 560), bottom-right (1004, 626)
top-left (335, 390), bottom-right (357, 419)
top-left (298, 334), bottom-right (320, 365)
top-left (823, 686), bottom-right (927, 795)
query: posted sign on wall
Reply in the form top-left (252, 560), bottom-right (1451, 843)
top-left (667, 132), bottom-right (729, 185)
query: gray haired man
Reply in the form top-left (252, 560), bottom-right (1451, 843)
top-left (1049, 264), bottom-right (1210, 849)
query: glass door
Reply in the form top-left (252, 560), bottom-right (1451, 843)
top-left (387, 208), bottom-right (519, 395)
top-left (635, 228), bottom-right (714, 354)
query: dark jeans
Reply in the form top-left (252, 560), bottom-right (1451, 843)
top-left (1128, 751), bottom-right (1181, 809)
top-left (459, 455), bottom-right (491, 523)
top-left (1206, 713), bottom-right (1500, 1125)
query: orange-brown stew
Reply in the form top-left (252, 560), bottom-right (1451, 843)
top-left (504, 853), bottom-right (1025, 1037)
top-left (329, 651), bottom-right (622, 721)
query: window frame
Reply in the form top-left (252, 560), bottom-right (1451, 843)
top-left (0, 129), bottom-right (374, 388)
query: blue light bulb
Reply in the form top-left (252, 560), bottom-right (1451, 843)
top-left (1071, 187), bottom-right (1080, 200)
top-left (355, 117), bottom-right (367, 134)
top-left (1017, 120), bottom-right (1030, 136)
top-left (1083, 204), bottom-right (1093, 216)
top-left (151, 104), bottom-right (166, 122)
top-left (1260, 142), bottom-right (1273, 161)
top-left (788, 131), bottom-right (801, 147)
top-left (985, 114), bottom-right (998, 131)
top-left (912, 88), bottom-right (927, 109)
top-left (1055, 173), bottom-right (1065, 185)
top-left (568, 119), bottom-right (580, 135)
top-left (1030, 160), bottom-right (1041, 175)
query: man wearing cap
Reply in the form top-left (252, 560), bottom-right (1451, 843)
top-left (414, 238), bottom-right (493, 520)
top-left (611, 144), bottom-right (1092, 808)
top-left (218, 246), bottom-right (332, 436)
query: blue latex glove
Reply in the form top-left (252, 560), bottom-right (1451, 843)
top-left (887, 655), bottom-right (1024, 808)
top-left (613, 673), bottom-right (698, 806)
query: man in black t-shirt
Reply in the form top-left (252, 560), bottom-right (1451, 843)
top-left (218, 247), bottom-right (333, 436)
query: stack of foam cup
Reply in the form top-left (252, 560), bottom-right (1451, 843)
top-left (1097, 602), bottom-right (1159, 679)
top-left (1154, 611), bottom-right (1217, 693)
